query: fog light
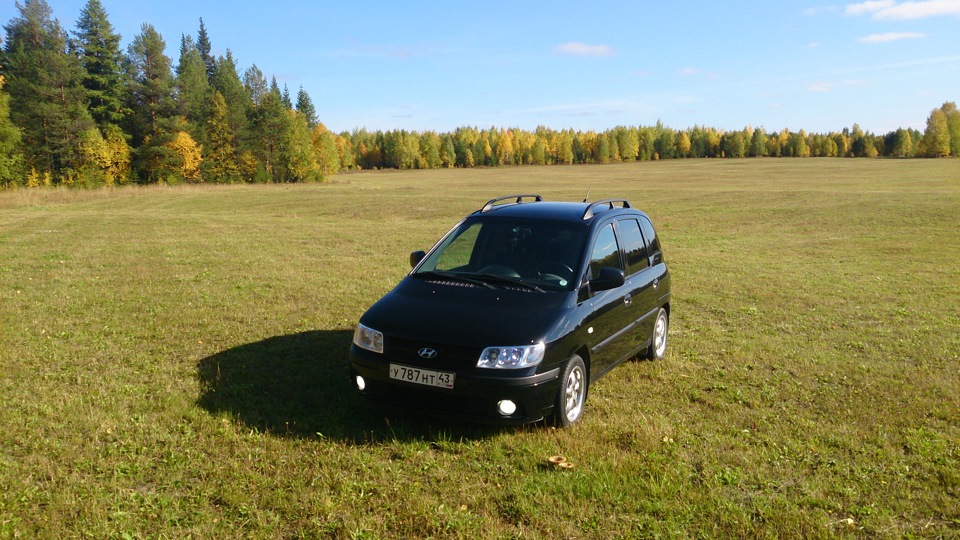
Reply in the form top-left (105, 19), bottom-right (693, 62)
top-left (497, 399), bottom-right (517, 416)
top-left (355, 375), bottom-right (366, 391)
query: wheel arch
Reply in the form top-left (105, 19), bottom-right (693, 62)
top-left (573, 345), bottom-right (592, 385)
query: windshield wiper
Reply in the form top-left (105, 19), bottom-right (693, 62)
top-left (414, 270), bottom-right (497, 289)
top-left (474, 273), bottom-right (546, 292)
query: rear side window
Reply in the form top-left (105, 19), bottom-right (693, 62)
top-left (618, 219), bottom-right (649, 275)
top-left (639, 216), bottom-right (663, 265)
top-left (588, 223), bottom-right (622, 279)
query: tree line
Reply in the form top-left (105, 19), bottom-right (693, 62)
top-left (0, 0), bottom-right (957, 190)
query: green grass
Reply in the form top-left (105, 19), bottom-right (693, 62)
top-left (1, 159), bottom-right (958, 538)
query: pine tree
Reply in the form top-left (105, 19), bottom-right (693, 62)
top-left (3, 0), bottom-right (95, 178)
top-left (296, 86), bottom-right (318, 129)
top-left (125, 23), bottom-right (176, 181)
top-left (269, 77), bottom-right (281, 99)
top-left (73, 0), bottom-right (128, 129)
top-left (126, 23), bottom-right (175, 145)
top-left (248, 87), bottom-right (287, 180)
top-left (196, 17), bottom-right (215, 81)
top-left (211, 51), bottom-right (252, 152)
top-left (176, 34), bottom-right (211, 143)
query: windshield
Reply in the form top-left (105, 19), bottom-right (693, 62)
top-left (414, 217), bottom-right (586, 291)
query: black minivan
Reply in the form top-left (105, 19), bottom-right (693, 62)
top-left (349, 195), bottom-right (671, 426)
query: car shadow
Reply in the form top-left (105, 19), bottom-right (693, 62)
top-left (196, 330), bottom-right (506, 443)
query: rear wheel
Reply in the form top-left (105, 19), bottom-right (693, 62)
top-left (646, 308), bottom-right (669, 360)
top-left (555, 355), bottom-right (587, 427)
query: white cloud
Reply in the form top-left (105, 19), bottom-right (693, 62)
top-left (846, 0), bottom-right (960, 19)
top-left (859, 31), bottom-right (927, 42)
top-left (875, 0), bottom-right (960, 18)
top-left (679, 67), bottom-right (702, 76)
top-left (846, 0), bottom-right (895, 15)
top-left (553, 42), bottom-right (615, 57)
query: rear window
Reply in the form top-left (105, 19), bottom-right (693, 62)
top-left (639, 216), bottom-right (663, 265)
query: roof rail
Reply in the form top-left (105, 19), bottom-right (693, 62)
top-left (582, 199), bottom-right (631, 220)
top-left (480, 194), bottom-right (543, 213)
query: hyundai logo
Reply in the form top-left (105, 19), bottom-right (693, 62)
top-left (418, 348), bottom-right (438, 359)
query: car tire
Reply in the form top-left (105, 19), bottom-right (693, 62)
top-left (646, 308), bottom-right (669, 360)
top-left (555, 355), bottom-right (587, 427)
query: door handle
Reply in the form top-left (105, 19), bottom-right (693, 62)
top-left (653, 278), bottom-right (659, 289)
top-left (623, 294), bottom-right (632, 306)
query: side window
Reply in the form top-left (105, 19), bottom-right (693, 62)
top-left (588, 223), bottom-right (622, 279)
top-left (618, 219), bottom-right (649, 275)
top-left (639, 217), bottom-right (663, 266)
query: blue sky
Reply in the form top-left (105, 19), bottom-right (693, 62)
top-left (4, 0), bottom-right (959, 134)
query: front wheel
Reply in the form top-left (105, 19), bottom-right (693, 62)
top-left (554, 355), bottom-right (587, 427)
top-left (646, 308), bottom-right (669, 360)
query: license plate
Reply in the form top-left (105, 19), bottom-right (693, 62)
top-left (389, 363), bottom-right (455, 389)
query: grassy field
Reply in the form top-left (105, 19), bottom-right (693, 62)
top-left (1, 159), bottom-right (958, 538)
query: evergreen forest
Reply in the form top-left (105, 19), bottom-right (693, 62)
top-left (1, 0), bottom-right (958, 189)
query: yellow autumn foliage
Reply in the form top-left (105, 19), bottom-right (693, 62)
top-left (79, 126), bottom-right (131, 186)
top-left (166, 131), bottom-right (203, 182)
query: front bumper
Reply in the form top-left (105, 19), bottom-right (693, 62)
top-left (349, 345), bottom-right (561, 425)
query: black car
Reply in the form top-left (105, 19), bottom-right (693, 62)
top-left (349, 195), bottom-right (671, 426)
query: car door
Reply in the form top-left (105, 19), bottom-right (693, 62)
top-left (580, 221), bottom-right (635, 377)
top-left (638, 215), bottom-right (669, 307)
top-left (615, 217), bottom-right (661, 354)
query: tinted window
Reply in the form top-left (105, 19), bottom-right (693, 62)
top-left (618, 219), bottom-right (649, 275)
top-left (639, 216), bottom-right (662, 265)
top-left (416, 218), bottom-right (586, 290)
top-left (588, 223), bottom-right (621, 279)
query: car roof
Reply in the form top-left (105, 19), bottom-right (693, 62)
top-left (470, 195), bottom-right (645, 224)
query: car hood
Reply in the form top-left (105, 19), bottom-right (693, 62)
top-left (360, 276), bottom-right (572, 347)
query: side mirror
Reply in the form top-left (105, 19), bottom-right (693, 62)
top-left (589, 267), bottom-right (625, 292)
top-left (409, 250), bottom-right (426, 268)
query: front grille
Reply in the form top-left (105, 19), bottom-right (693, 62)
top-left (385, 335), bottom-right (481, 370)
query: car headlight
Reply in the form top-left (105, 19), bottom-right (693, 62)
top-left (477, 343), bottom-right (545, 369)
top-left (353, 323), bottom-right (383, 353)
